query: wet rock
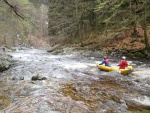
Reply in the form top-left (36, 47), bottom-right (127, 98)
top-left (16, 89), bottom-right (29, 97)
top-left (63, 47), bottom-right (74, 54)
top-left (0, 54), bottom-right (15, 72)
top-left (31, 75), bottom-right (47, 81)
top-left (133, 79), bottom-right (141, 82)
top-left (12, 76), bottom-right (24, 80)
top-left (47, 44), bottom-right (60, 52)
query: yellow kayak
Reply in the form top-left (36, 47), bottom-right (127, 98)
top-left (96, 63), bottom-right (133, 75)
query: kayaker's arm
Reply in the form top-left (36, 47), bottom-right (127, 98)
top-left (99, 60), bottom-right (105, 65)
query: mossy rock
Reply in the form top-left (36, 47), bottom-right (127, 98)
top-left (0, 54), bottom-right (15, 72)
top-left (143, 49), bottom-right (150, 56)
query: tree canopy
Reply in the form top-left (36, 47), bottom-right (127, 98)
top-left (47, 0), bottom-right (150, 48)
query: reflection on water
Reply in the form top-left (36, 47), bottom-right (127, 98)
top-left (0, 49), bottom-right (149, 113)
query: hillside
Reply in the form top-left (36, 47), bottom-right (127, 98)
top-left (45, 0), bottom-right (150, 59)
top-left (60, 24), bottom-right (150, 59)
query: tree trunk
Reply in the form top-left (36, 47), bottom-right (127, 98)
top-left (143, 23), bottom-right (149, 49)
top-left (143, 1), bottom-right (149, 49)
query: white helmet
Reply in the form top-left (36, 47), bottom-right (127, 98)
top-left (122, 56), bottom-right (126, 59)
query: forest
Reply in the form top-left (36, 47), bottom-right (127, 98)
top-left (0, 0), bottom-right (150, 58)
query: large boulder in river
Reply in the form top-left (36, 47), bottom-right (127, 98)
top-left (0, 54), bottom-right (14, 72)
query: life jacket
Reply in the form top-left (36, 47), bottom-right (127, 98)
top-left (118, 60), bottom-right (128, 69)
top-left (105, 59), bottom-right (109, 65)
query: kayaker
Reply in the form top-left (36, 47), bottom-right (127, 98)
top-left (118, 56), bottom-right (128, 69)
top-left (99, 56), bottom-right (111, 67)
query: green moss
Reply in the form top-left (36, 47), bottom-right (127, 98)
top-left (141, 39), bottom-right (145, 43)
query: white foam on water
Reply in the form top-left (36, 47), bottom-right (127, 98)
top-left (133, 96), bottom-right (150, 106)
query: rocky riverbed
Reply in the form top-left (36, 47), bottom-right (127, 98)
top-left (0, 48), bottom-right (150, 113)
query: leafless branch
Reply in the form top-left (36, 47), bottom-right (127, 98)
top-left (3, 0), bottom-right (42, 30)
top-left (3, 0), bottom-right (25, 20)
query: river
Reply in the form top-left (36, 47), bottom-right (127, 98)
top-left (0, 48), bottom-right (150, 113)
